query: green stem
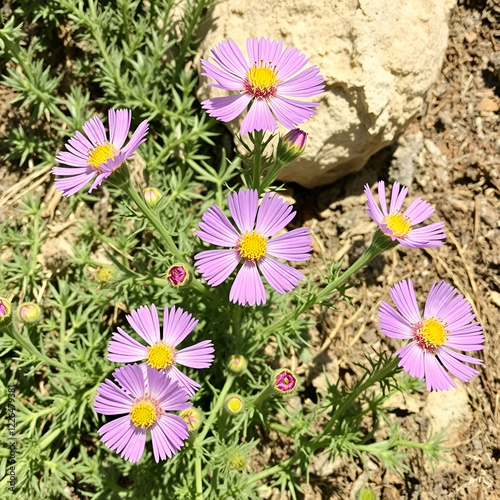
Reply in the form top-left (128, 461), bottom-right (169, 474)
top-left (1, 322), bottom-right (67, 370)
top-left (250, 384), bottom-right (275, 409)
top-left (260, 159), bottom-right (284, 192)
top-left (120, 180), bottom-right (185, 262)
top-left (242, 454), bottom-right (298, 487)
top-left (59, 306), bottom-right (66, 359)
top-left (196, 375), bottom-right (235, 444)
top-left (267, 422), bottom-right (291, 435)
top-left (312, 356), bottom-right (400, 448)
top-left (251, 131), bottom-right (263, 190)
top-left (195, 446), bottom-right (203, 500)
top-left (259, 230), bottom-right (398, 340)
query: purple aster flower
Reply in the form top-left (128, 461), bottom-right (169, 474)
top-left (194, 189), bottom-right (312, 306)
top-left (364, 181), bottom-right (446, 248)
top-left (53, 109), bottom-right (149, 197)
top-left (201, 37), bottom-right (324, 134)
top-left (94, 364), bottom-right (190, 463)
top-left (108, 304), bottom-right (214, 396)
top-left (379, 279), bottom-right (484, 391)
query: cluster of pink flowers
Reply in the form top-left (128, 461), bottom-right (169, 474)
top-left (94, 305), bottom-right (214, 463)
top-left (50, 37), bottom-right (485, 467)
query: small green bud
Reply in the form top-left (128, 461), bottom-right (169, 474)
top-left (143, 187), bottom-right (162, 206)
top-left (96, 266), bottom-right (113, 288)
top-left (357, 487), bottom-right (377, 500)
top-left (17, 302), bottom-right (41, 324)
top-left (227, 355), bottom-right (247, 373)
top-left (228, 453), bottom-right (247, 472)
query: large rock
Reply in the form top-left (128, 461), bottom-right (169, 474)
top-left (196, 0), bottom-right (455, 188)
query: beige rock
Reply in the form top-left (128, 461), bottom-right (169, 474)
top-left (196, 0), bottom-right (455, 188)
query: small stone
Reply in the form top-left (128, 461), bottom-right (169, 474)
top-left (464, 32), bottom-right (477, 43)
top-left (478, 98), bottom-right (499, 112)
top-left (490, 291), bottom-right (500, 308)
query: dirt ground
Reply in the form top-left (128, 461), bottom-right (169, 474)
top-left (263, 3), bottom-right (500, 499)
top-left (0, 2), bottom-right (499, 499)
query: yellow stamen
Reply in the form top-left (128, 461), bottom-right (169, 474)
top-left (245, 62), bottom-right (279, 98)
top-left (87, 141), bottom-right (117, 168)
top-left (237, 231), bottom-right (267, 261)
top-left (130, 400), bottom-right (158, 428)
top-left (415, 317), bottom-right (448, 351)
top-left (147, 343), bottom-right (175, 370)
top-left (383, 211), bottom-right (413, 238)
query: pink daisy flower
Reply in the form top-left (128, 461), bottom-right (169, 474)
top-left (379, 279), bottom-right (484, 391)
top-left (201, 37), bottom-right (324, 134)
top-left (94, 364), bottom-right (190, 463)
top-left (194, 189), bottom-right (312, 306)
top-left (364, 181), bottom-right (446, 248)
top-left (108, 305), bottom-right (214, 396)
top-left (53, 109), bottom-right (149, 197)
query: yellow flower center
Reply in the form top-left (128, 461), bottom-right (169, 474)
top-left (244, 62), bottom-right (279, 98)
top-left (130, 399), bottom-right (160, 428)
top-left (147, 343), bottom-right (175, 370)
top-left (237, 231), bottom-right (267, 261)
top-left (413, 317), bottom-right (449, 352)
top-left (227, 397), bottom-right (242, 413)
top-left (87, 141), bottom-right (117, 168)
top-left (383, 211), bottom-right (413, 238)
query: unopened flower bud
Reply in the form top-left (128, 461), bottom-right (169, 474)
top-left (96, 266), bottom-right (113, 288)
top-left (143, 187), bottom-right (162, 206)
top-left (229, 452), bottom-right (247, 472)
top-left (277, 129), bottom-right (307, 164)
top-left (166, 263), bottom-right (192, 287)
top-left (17, 302), bottom-right (41, 324)
top-left (224, 394), bottom-right (244, 415)
top-left (273, 369), bottom-right (297, 395)
top-left (227, 355), bottom-right (247, 373)
top-left (0, 298), bottom-right (12, 324)
top-left (357, 487), bottom-right (377, 500)
top-left (179, 407), bottom-right (203, 433)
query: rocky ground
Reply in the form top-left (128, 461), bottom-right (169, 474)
top-left (262, 3), bottom-right (499, 499)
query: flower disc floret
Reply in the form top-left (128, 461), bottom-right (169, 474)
top-left (383, 211), bottom-right (413, 238)
top-left (130, 397), bottom-right (162, 428)
top-left (244, 63), bottom-right (279, 98)
top-left (413, 317), bottom-right (448, 352)
top-left (87, 141), bottom-right (117, 168)
top-left (147, 343), bottom-right (176, 370)
top-left (237, 231), bottom-right (267, 261)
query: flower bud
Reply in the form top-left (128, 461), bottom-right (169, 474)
top-left (224, 394), bottom-right (244, 415)
top-left (357, 487), bottom-right (377, 500)
top-left (17, 302), bottom-right (41, 324)
top-left (228, 452), bottom-right (247, 472)
top-left (143, 187), bottom-right (162, 206)
top-left (273, 368), bottom-right (297, 395)
top-left (0, 298), bottom-right (12, 324)
top-left (166, 263), bottom-right (192, 287)
top-left (277, 129), bottom-right (307, 164)
top-left (96, 266), bottom-right (113, 288)
top-left (227, 355), bottom-right (247, 373)
top-left (179, 407), bottom-right (203, 433)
